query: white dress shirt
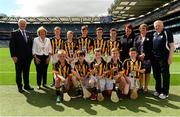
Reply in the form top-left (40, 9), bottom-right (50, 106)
top-left (32, 37), bottom-right (52, 56)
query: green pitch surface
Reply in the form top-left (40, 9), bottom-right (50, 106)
top-left (0, 48), bottom-right (180, 85)
top-left (0, 86), bottom-right (180, 116)
top-left (0, 48), bottom-right (180, 116)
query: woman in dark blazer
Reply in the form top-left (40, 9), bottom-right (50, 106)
top-left (134, 24), bottom-right (153, 93)
top-left (120, 23), bottom-right (136, 62)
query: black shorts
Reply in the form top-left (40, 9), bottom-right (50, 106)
top-left (143, 60), bottom-right (151, 74)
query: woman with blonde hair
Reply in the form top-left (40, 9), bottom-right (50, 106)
top-left (32, 26), bottom-right (52, 89)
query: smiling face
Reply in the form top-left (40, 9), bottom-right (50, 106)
top-left (110, 30), bottom-right (117, 39)
top-left (78, 54), bottom-right (85, 62)
top-left (67, 31), bottom-right (73, 40)
top-left (96, 30), bottom-right (103, 39)
top-left (129, 50), bottom-right (137, 60)
top-left (139, 24), bottom-right (148, 35)
top-left (81, 29), bottom-right (88, 36)
top-left (111, 50), bottom-right (119, 60)
top-left (18, 19), bottom-right (27, 30)
top-left (154, 20), bottom-right (164, 33)
top-left (54, 27), bottom-right (61, 36)
top-left (125, 27), bottom-right (132, 37)
top-left (58, 53), bottom-right (66, 63)
top-left (94, 51), bottom-right (101, 60)
top-left (39, 30), bottom-right (46, 39)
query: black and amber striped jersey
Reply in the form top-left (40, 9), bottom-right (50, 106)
top-left (93, 39), bottom-right (107, 55)
top-left (123, 58), bottom-right (145, 78)
top-left (54, 60), bottom-right (72, 78)
top-left (77, 36), bottom-right (93, 53)
top-left (107, 59), bottom-right (123, 79)
top-left (90, 58), bottom-right (107, 76)
top-left (64, 40), bottom-right (78, 58)
top-left (107, 40), bottom-right (121, 55)
top-left (74, 60), bottom-right (89, 77)
top-left (50, 37), bottom-right (64, 55)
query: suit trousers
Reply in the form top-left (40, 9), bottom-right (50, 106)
top-left (15, 58), bottom-right (32, 89)
top-left (152, 57), bottom-right (170, 95)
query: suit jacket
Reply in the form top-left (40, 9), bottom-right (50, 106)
top-left (9, 29), bottom-right (33, 61)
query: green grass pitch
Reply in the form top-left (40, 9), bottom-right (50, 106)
top-left (0, 48), bottom-right (180, 116)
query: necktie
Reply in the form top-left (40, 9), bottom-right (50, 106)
top-left (22, 30), bottom-right (27, 43)
top-left (140, 37), bottom-right (144, 54)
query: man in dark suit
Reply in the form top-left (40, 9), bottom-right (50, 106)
top-left (9, 19), bottom-right (34, 93)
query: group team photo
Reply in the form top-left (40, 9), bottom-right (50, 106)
top-left (9, 18), bottom-right (174, 104)
top-left (1, 0), bottom-right (180, 116)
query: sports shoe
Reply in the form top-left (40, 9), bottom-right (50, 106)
top-left (56, 96), bottom-right (61, 103)
top-left (138, 87), bottom-right (143, 93)
top-left (153, 91), bottom-right (159, 97)
top-left (159, 93), bottom-right (168, 99)
top-left (90, 92), bottom-right (97, 101)
top-left (18, 88), bottom-right (24, 93)
top-left (37, 86), bottom-right (41, 90)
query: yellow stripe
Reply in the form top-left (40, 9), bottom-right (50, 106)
top-left (138, 61), bottom-right (142, 77)
top-left (99, 64), bottom-right (103, 76)
top-left (52, 40), bottom-right (55, 54)
top-left (83, 65), bottom-right (85, 76)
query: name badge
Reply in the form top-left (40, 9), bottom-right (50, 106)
top-left (82, 46), bottom-right (87, 52)
top-left (69, 49), bottom-right (74, 55)
top-left (55, 46), bottom-right (59, 53)
top-left (129, 71), bottom-right (134, 79)
top-left (41, 47), bottom-right (45, 52)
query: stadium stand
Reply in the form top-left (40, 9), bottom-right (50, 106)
top-left (0, 0), bottom-right (179, 47)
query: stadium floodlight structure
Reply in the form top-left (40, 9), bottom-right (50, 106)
top-left (108, 0), bottom-right (176, 21)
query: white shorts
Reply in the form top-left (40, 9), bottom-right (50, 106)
top-left (129, 77), bottom-right (139, 89)
top-left (89, 76), bottom-right (114, 91)
top-left (105, 78), bottom-right (114, 90)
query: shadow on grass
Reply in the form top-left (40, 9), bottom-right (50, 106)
top-left (22, 88), bottom-right (180, 115)
top-left (22, 87), bottom-right (65, 112)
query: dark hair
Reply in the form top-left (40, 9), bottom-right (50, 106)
top-left (129, 47), bottom-right (137, 52)
top-left (124, 23), bottom-right (133, 30)
top-left (110, 28), bottom-right (117, 32)
top-left (81, 25), bottom-right (88, 30)
top-left (94, 48), bottom-right (102, 53)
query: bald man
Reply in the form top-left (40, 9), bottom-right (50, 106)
top-left (9, 19), bottom-right (34, 93)
top-left (152, 20), bottom-right (174, 99)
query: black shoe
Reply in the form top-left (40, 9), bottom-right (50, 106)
top-left (138, 87), bottom-right (143, 93)
top-left (24, 86), bottom-right (34, 90)
top-left (43, 84), bottom-right (48, 88)
top-left (18, 89), bottom-right (24, 93)
top-left (74, 90), bottom-right (82, 98)
top-left (143, 89), bottom-right (148, 94)
top-left (50, 83), bottom-right (55, 87)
